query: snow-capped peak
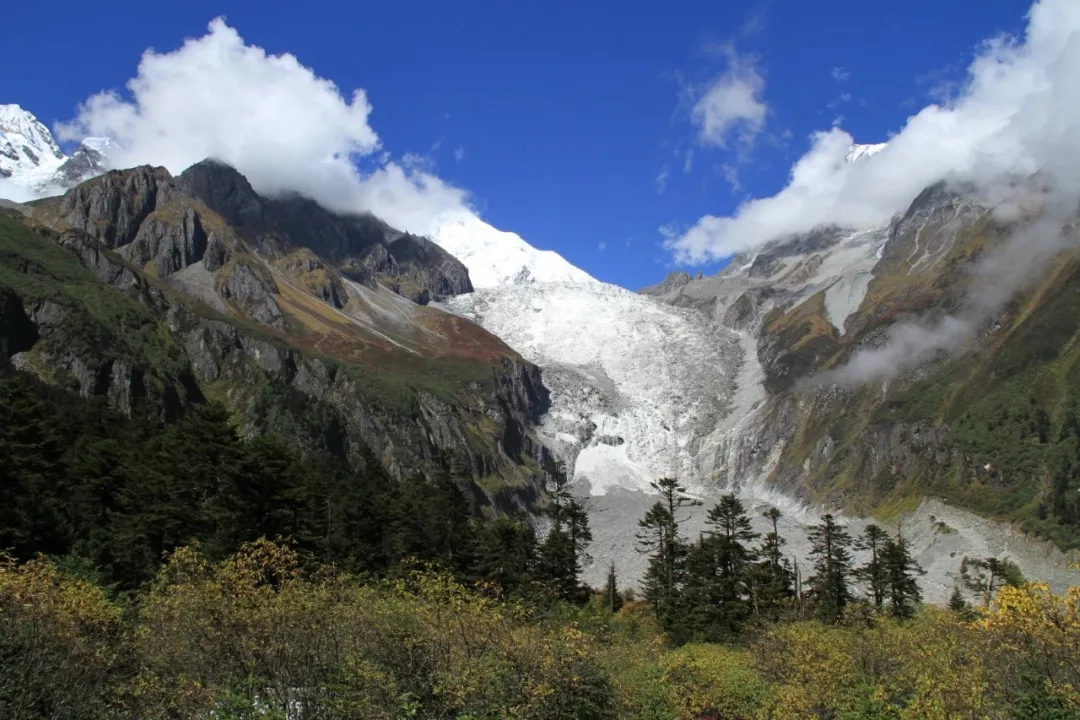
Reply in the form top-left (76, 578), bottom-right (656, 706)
top-left (0, 104), bottom-right (111, 197)
top-left (845, 142), bottom-right (887, 164)
top-left (426, 209), bottom-right (597, 289)
top-left (0, 104), bottom-right (63, 164)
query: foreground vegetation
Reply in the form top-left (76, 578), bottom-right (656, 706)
top-left (2, 367), bottom-right (1080, 718)
top-left (2, 540), bottom-right (1079, 719)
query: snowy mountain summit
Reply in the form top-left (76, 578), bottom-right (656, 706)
top-left (845, 142), bottom-right (887, 164)
top-left (428, 210), bottom-right (597, 288)
top-left (0, 104), bottom-right (111, 195)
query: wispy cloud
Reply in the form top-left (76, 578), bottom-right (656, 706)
top-left (656, 164), bottom-right (671, 194)
top-left (720, 163), bottom-right (741, 192)
top-left (454, 145), bottom-right (465, 162)
top-left (831, 66), bottom-right (851, 82)
top-left (598, 241), bottom-right (607, 251)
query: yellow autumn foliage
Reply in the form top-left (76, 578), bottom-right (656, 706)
top-left (0, 553), bottom-right (123, 719)
top-left (132, 539), bottom-right (612, 719)
top-left (3, 544), bottom-right (1079, 719)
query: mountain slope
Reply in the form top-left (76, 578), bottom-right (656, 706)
top-left (643, 178), bottom-right (1080, 598)
top-left (2, 162), bottom-right (553, 509)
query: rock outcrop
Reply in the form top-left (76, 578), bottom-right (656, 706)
top-left (176, 160), bottom-right (473, 304)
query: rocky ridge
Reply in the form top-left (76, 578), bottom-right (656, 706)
top-left (2, 162), bottom-right (553, 510)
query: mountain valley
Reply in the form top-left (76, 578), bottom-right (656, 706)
top-left (2, 105), bottom-right (1080, 606)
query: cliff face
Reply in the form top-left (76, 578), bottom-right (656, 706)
top-left (4, 162), bottom-right (552, 509)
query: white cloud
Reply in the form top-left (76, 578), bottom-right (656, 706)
top-left (831, 66), bottom-right (851, 82)
top-left (667, 0), bottom-right (1080, 263)
top-left (690, 46), bottom-right (768, 149)
top-left (598, 241), bottom-right (607, 251)
top-left (454, 145), bottom-right (465, 162)
top-left (656, 165), bottom-right (670, 194)
top-left (56, 18), bottom-right (471, 235)
top-left (721, 163), bottom-right (741, 192)
top-left (683, 149), bottom-right (694, 173)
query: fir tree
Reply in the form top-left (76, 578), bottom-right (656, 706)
top-left (605, 559), bottom-right (623, 614)
top-left (948, 585), bottom-right (968, 613)
top-left (637, 502), bottom-right (679, 619)
top-left (537, 461), bottom-right (590, 602)
top-left (806, 514), bottom-right (854, 622)
top-left (882, 534), bottom-right (923, 618)
top-left (635, 478), bottom-right (699, 621)
top-left (704, 494), bottom-right (758, 635)
top-left (856, 524), bottom-right (890, 611)
top-left (755, 506), bottom-right (794, 620)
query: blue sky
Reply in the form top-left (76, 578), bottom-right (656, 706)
top-left (4, 0), bottom-right (1032, 288)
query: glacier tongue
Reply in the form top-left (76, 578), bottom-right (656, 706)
top-left (442, 280), bottom-right (742, 495)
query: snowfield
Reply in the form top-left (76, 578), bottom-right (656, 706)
top-left (427, 210), bottom-right (597, 289)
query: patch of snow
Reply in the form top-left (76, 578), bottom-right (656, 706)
top-left (427, 210), bottom-right (597, 289)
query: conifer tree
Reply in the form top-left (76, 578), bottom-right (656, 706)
top-left (605, 559), bottom-right (623, 614)
top-left (882, 534), bottom-right (923, 618)
top-left (637, 502), bottom-right (678, 619)
top-left (756, 506), bottom-right (795, 619)
top-left (948, 585), bottom-right (968, 613)
top-left (636, 478), bottom-right (697, 621)
top-left (704, 494), bottom-right (758, 634)
top-left (856, 524), bottom-right (890, 611)
top-left (806, 514), bottom-right (854, 622)
top-left (538, 461), bottom-right (590, 602)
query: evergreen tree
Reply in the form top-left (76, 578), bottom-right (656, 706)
top-left (948, 585), bottom-right (968, 613)
top-left (882, 534), bottom-right (923, 618)
top-left (855, 524), bottom-right (890, 611)
top-left (635, 478), bottom-right (699, 622)
top-left (474, 512), bottom-right (540, 598)
top-left (755, 506), bottom-right (795, 620)
top-left (537, 462), bottom-right (590, 602)
top-left (704, 494), bottom-right (758, 634)
top-left (806, 514), bottom-right (854, 622)
top-left (637, 502), bottom-right (678, 619)
top-left (605, 560), bottom-right (623, 614)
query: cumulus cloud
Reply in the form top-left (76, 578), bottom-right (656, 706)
top-left (690, 46), bottom-right (768, 149)
top-left (56, 18), bottom-right (471, 235)
top-left (667, 0), bottom-right (1080, 264)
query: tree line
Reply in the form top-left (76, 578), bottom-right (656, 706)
top-left (634, 478), bottom-right (926, 643)
top-left (0, 365), bottom-right (1027, 634)
top-left (0, 368), bottom-right (589, 603)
